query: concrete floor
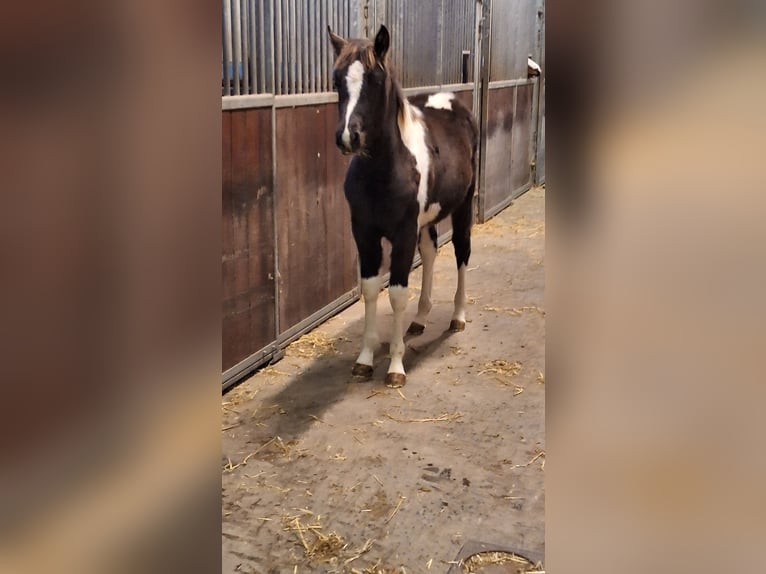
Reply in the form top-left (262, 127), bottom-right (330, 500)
top-left (222, 185), bottom-right (545, 573)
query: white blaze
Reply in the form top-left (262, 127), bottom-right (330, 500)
top-left (425, 92), bottom-right (455, 110)
top-left (342, 61), bottom-right (365, 147)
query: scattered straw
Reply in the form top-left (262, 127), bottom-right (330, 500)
top-left (537, 371), bottom-right (545, 384)
top-left (343, 539), bottom-right (375, 565)
top-left (513, 385), bottom-right (525, 396)
top-left (478, 360), bottom-right (522, 381)
top-left (286, 331), bottom-right (341, 358)
top-left (372, 474), bottom-right (384, 487)
top-left (282, 514), bottom-right (345, 562)
top-left (224, 436), bottom-right (301, 473)
top-left (383, 412), bottom-right (463, 423)
top-left (385, 495), bottom-right (406, 524)
top-left (309, 414), bottom-right (335, 426)
top-left (512, 450), bottom-right (546, 469)
top-left (482, 304), bottom-right (545, 317)
top-left (261, 366), bottom-right (293, 376)
top-left (462, 552), bottom-right (538, 573)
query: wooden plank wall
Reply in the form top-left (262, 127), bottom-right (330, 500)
top-left (222, 109), bottom-right (277, 371)
top-left (275, 104), bottom-right (356, 333)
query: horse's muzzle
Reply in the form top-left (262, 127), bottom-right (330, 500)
top-left (336, 125), bottom-right (362, 155)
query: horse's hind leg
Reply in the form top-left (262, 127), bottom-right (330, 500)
top-left (449, 191), bottom-right (473, 332)
top-left (407, 225), bottom-right (437, 335)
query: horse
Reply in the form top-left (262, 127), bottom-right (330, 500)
top-left (327, 24), bottom-right (478, 387)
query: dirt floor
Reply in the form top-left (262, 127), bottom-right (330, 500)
top-left (222, 185), bottom-right (545, 573)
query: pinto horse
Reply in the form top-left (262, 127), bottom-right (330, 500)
top-left (328, 25), bottom-right (478, 387)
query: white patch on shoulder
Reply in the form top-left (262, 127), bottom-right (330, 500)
top-left (342, 61), bottom-right (365, 147)
top-left (527, 57), bottom-right (541, 73)
top-left (417, 202), bottom-right (441, 228)
top-left (398, 99), bottom-right (431, 218)
top-left (425, 92), bottom-right (456, 110)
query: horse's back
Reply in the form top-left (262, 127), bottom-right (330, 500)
top-left (411, 92), bottom-right (478, 155)
top-left (409, 92), bottom-right (477, 212)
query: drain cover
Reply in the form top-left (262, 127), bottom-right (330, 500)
top-left (446, 541), bottom-right (543, 574)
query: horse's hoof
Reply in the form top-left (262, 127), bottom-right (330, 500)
top-left (407, 321), bottom-right (425, 335)
top-left (448, 319), bottom-right (466, 332)
top-left (385, 373), bottom-right (407, 388)
top-left (351, 363), bottom-right (374, 379)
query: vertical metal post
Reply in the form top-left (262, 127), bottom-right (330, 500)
top-left (223, 0), bottom-right (232, 96)
top-left (533, 0), bottom-right (545, 184)
top-left (275, 0), bottom-right (283, 94)
top-left (289, 0), bottom-right (296, 94)
top-left (232, 0), bottom-right (242, 95)
top-left (270, 0), bottom-right (281, 352)
top-left (241, 0), bottom-right (250, 94)
top-left (436, 0), bottom-right (444, 85)
top-left (476, 0), bottom-right (492, 222)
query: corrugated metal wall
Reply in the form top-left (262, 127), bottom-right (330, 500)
top-left (489, 0), bottom-right (538, 81)
top-left (223, 0), bottom-right (353, 96)
top-left (384, 0), bottom-right (476, 87)
top-left (478, 0), bottom-right (544, 220)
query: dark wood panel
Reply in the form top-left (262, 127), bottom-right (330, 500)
top-left (482, 86), bottom-right (515, 217)
top-left (324, 105), bottom-right (358, 292)
top-left (276, 104), bottom-right (354, 333)
top-left (511, 83), bottom-right (533, 191)
top-left (222, 108), bottom-right (276, 370)
top-left (454, 90), bottom-right (473, 112)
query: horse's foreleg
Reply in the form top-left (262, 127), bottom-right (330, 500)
top-left (386, 284), bottom-right (409, 387)
top-left (385, 225), bottom-right (417, 387)
top-left (352, 275), bottom-right (381, 378)
top-left (407, 226), bottom-right (437, 335)
top-left (351, 226), bottom-right (383, 379)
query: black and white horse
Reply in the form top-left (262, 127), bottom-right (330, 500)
top-left (328, 25), bottom-right (478, 387)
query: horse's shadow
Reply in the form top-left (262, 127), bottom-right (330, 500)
top-left (259, 313), bottom-right (459, 443)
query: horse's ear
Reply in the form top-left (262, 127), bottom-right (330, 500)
top-left (374, 25), bottom-right (390, 62)
top-left (328, 26), bottom-right (346, 58)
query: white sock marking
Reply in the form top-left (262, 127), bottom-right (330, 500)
top-left (387, 285), bottom-right (409, 375)
top-left (425, 92), bottom-right (455, 110)
top-left (357, 276), bottom-right (381, 366)
top-left (452, 264), bottom-right (467, 323)
top-left (342, 61), bottom-right (365, 148)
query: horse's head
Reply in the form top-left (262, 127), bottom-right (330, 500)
top-left (327, 25), bottom-right (391, 155)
